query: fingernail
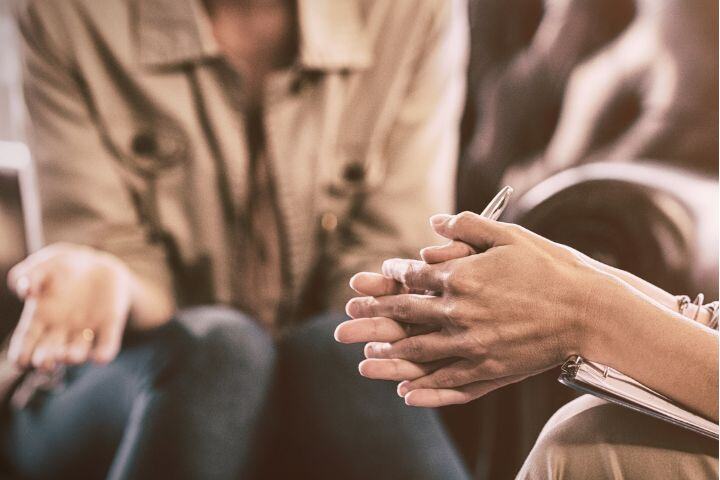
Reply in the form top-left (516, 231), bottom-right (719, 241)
top-left (404, 395), bottom-right (418, 407)
top-left (430, 214), bottom-right (451, 227)
top-left (348, 273), bottom-right (361, 291)
top-left (15, 276), bottom-right (30, 298)
top-left (345, 298), bottom-right (358, 318)
top-left (397, 381), bottom-right (409, 397)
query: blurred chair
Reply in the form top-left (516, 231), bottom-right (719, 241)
top-left (510, 162), bottom-right (719, 296)
top-left (459, 0), bottom-right (718, 213)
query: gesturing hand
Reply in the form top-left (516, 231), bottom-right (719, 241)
top-left (336, 212), bottom-right (619, 407)
top-left (7, 243), bottom-right (134, 371)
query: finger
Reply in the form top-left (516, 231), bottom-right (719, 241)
top-left (31, 329), bottom-right (67, 372)
top-left (47, 329), bottom-right (72, 368)
top-left (381, 259), bottom-right (446, 292)
top-left (345, 295), bottom-right (442, 324)
top-left (403, 374), bottom-right (528, 407)
top-left (349, 272), bottom-right (406, 297)
top-left (420, 241), bottom-right (476, 264)
top-left (7, 264), bottom-right (50, 299)
top-left (398, 359), bottom-right (488, 391)
top-left (358, 358), bottom-right (445, 382)
top-left (364, 331), bottom-right (455, 363)
top-left (64, 331), bottom-right (94, 365)
top-left (91, 321), bottom-right (122, 364)
top-left (334, 317), bottom-right (427, 344)
top-left (6, 246), bottom-right (69, 297)
top-left (7, 299), bottom-right (45, 368)
top-left (430, 212), bottom-right (516, 251)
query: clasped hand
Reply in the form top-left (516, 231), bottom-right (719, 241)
top-left (336, 212), bottom-right (615, 407)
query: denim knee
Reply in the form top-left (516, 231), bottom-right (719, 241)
top-left (171, 305), bottom-right (276, 381)
top-left (280, 312), bottom-right (356, 365)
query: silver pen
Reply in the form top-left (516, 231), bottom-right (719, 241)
top-left (479, 185), bottom-right (514, 220)
top-left (420, 186), bottom-right (514, 296)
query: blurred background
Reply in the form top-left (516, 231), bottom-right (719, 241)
top-left (0, 0), bottom-right (24, 143)
top-left (0, 0), bottom-right (717, 478)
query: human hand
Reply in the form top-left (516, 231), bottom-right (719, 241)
top-left (338, 212), bottom-right (620, 407)
top-left (6, 243), bottom-right (134, 371)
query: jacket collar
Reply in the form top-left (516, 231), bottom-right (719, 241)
top-left (136, 0), bottom-right (373, 71)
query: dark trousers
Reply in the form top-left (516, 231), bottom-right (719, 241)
top-left (0, 307), bottom-right (469, 480)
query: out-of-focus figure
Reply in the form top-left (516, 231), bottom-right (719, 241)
top-left (0, 1), bottom-right (471, 479)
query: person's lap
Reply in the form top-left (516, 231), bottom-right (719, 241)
top-left (268, 312), bottom-right (468, 480)
top-left (0, 307), bottom-right (469, 480)
top-left (0, 306), bottom-right (276, 480)
top-left (517, 395), bottom-right (719, 479)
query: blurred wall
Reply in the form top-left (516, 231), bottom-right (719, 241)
top-left (0, 0), bottom-right (25, 142)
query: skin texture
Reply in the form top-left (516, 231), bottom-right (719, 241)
top-left (203, 0), bottom-right (296, 104)
top-left (335, 212), bottom-right (719, 422)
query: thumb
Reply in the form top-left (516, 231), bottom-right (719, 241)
top-left (7, 264), bottom-right (49, 299)
top-left (429, 211), bottom-right (515, 251)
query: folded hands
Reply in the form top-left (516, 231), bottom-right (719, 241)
top-left (335, 211), bottom-right (618, 407)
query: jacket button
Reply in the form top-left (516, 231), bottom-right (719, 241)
top-left (343, 162), bottom-right (365, 182)
top-left (131, 131), bottom-right (157, 157)
top-left (130, 126), bottom-right (186, 173)
top-left (320, 212), bottom-right (338, 232)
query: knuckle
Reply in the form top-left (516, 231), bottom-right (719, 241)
top-left (404, 262), bottom-right (422, 287)
top-left (456, 211), bottom-right (475, 222)
top-left (401, 338), bottom-right (423, 359)
top-left (434, 369), bottom-right (456, 387)
top-left (442, 300), bottom-right (464, 324)
top-left (463, 330), bottom-right (491, 358)
top-left (503, 223), bottom-right (523, 236)
top-left (468, 339), bottom-right (489, 361)
top-left (453, 211), bottom-right (476, 229)
top-left (392, 298), bottom-right (411, 320)
top-left (483, 358), bottom-right (504, 377)
top-left (443, 267), bottom-right (469, 294)
top-left (354, 297), bottom-right (375, 318)
top-left (504, 223), bottom-right (530, 241)
top-left (442, 268), bottom-right (457, 291)
top-left (93, 345), bottom-right (119, 364)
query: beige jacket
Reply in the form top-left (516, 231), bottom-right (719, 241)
top-left (14, 0), bottom-right (467, 323)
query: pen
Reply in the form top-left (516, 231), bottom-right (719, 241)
top-left (479, 185), bottom-right (513, 220)
top-left (420, 186), bottom-right (514, 296)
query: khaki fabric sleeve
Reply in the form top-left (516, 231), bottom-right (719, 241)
top-left (325, 0), bottom-right (469, 309)
top-left (15, 2), bottom-right (175, 299)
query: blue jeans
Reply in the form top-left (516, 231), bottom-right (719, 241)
top-left (0, 307), bottom-right (469, 480)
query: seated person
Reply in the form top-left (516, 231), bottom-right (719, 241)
top-left (1, 1), bottom-right (471, 479)
top-left (336, 211), bottom-right (718, 479)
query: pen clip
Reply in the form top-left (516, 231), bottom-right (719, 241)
top-left (480, 185), bottom-right (514, 220)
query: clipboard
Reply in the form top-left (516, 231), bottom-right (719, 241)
top-left (559, 356), bottom-right (718, 440)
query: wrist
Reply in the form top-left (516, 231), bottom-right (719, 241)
top-left (569, 271), bottom-right (629, 363)
top-left (127, 272), bottom-right (175, 330)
